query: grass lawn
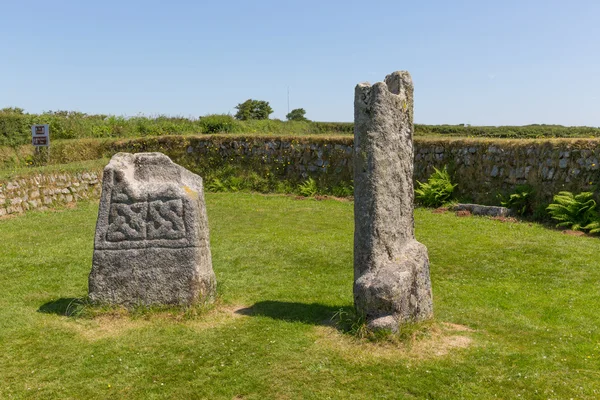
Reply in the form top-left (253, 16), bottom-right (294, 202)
top-left (0, 158), bottom-right (108, 181)
top-left (1, 193), bottom-right (599, 399)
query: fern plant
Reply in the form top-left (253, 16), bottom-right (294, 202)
top-left (226, 176), bottom-right (244, 192)
top-left (332, 181), bottom-right (354, 197)
top-left (501, 185), bottom-right (535, 216)
top-left (546, 191), bottom-right (598, 231)
top-left (298, 177), bottom-right (318, 197)
top-left (584, 220), bottom-right (600, 234)
top-left (415, 166), bottom-right (457, 207)
top-left (206, 178), bottom-right (227, 192)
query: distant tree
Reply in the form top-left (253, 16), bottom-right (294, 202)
top-left (286, 108), bottom-right (309, 122)
top-left (234, 99), bottom-right (273, 120)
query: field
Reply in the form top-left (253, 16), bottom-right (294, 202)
top-left (1, 193), bottom-right (599, 399)
top-left (3, 108), bottom-right (600, 149)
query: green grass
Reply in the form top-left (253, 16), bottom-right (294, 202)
top-left (4, 108), bottom-right (600, 147)
top-left (0, 111), bottom-right (353, 148)
top-left (0, 158), bottom-right (108, 180)
top-left (1, 194), bottom-right (600, 399)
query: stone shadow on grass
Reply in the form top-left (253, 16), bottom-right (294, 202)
top-left (38, 298), bottom-right (85, 316)
top-left (235, 301), bottom-right (353, 326)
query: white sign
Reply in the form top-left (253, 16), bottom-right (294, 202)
top-left (32, 124), bottom-right (50, 147)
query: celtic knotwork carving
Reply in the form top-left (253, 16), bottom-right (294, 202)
top-left (147, 199), bottom-right (186, 240)
top-left (111, 170), bottom-right (136, 203)
top-left (106, 202), bottom-right (148, 241)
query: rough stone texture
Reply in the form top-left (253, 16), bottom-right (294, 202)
top-left (107, 136), bottom-right (600, 211)
top-left (453, 203), bottom-right (513, 217)
top-left (0, 171), bottom-right (101, 217)
top-left (5, 138), bottom-right (600, 220)
top-left (414, 139), bottom-right (600, 208)
top-left (353, 71), bottom-right (433, 332)
top-left (89, 152), bottom-right (216, 307)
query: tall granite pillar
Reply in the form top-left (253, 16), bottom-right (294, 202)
top-left (353, 71), bottom-right (433, 331)
top-left (89, 152), bottom-right (216, 307)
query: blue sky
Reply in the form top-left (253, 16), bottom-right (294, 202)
top-left (1, 0), bottom-right (599, 125)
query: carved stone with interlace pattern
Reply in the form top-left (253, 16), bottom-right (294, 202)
top-left (89, 152), bottom-right (216, 307)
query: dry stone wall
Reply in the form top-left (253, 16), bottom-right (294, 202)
top-left (0, 171), bottom-right (102, 216)
top-left (108, 136), bottom-right (355, 186)
top-left (145, 136), bottom-right (600, 206)
top-left (414, 139), bottom-right (600, 205)
top-left (3, 137), bottom-right (600, 217)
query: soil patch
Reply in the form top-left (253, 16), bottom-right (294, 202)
top-left (562, 230), bottom-right (586, 237)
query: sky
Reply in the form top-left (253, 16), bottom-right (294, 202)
top-left (1, 0), bottom-right (599, 126)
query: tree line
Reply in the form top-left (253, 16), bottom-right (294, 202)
top-left (234, 99), bottom-right (308, 122)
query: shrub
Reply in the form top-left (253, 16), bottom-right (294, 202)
top-left (501, 185), bottom-right (535, 216)
top-left (1, 107), bottom-right (25, 114)
top-left (234, 100), bottom-right (273, 120)
top-left (546, 191), bottom-right (598, 231)
top-left (286, 108), bottom-right (309, 122)
top-left (199, 114), bottom-right (239, 134)
top-left (413, 124), bottom-right (600, 138)
top-left (415, 166), bottom-right (457, 207)
top-left (311, 122), bottom-right (354, 134)
top-left (0, 112), bottom-right (30, 147)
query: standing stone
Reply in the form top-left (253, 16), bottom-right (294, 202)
top-left (89, 152), bottom-right (216, 307)
top-left (353, 71), bottom-right (433, 331)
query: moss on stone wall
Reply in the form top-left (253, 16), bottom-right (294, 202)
top-left (414, 138), bottom-right (600, 208)
top-left (106, 135), bottom-right (354, 192)
top-left (3, 135), bottom-right (599, 213)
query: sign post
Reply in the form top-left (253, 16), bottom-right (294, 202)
top-left (31, 124), bottom-right (50, 164)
